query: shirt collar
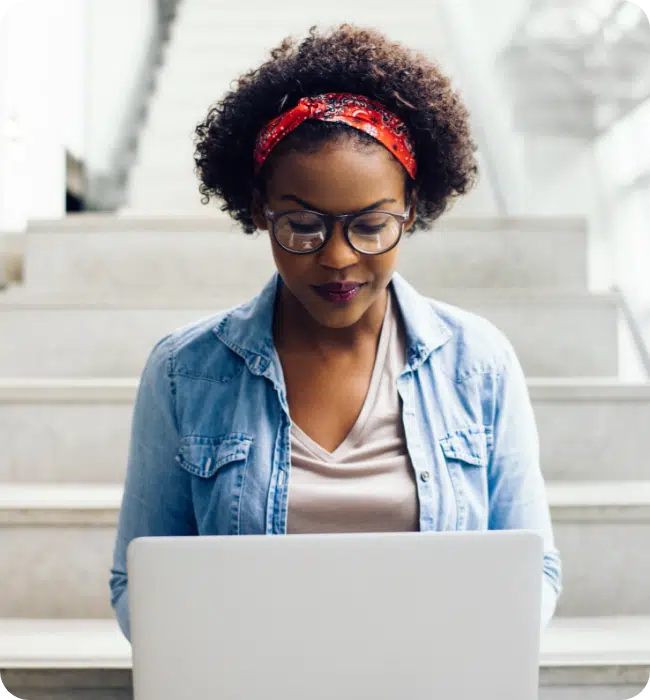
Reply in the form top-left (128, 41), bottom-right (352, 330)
top-left (212, 271), bottom-right (452, 378)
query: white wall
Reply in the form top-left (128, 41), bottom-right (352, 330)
top-left (1, 0), bottom-right (62, 224)
top-left (60, 0), bottom-right (86, 162)
top-left (0, 0), bottom-right (158, 226)
top-left (0, 0), bottom-right (85, 227)
top-left (0, 1), bottom-right (26, 230)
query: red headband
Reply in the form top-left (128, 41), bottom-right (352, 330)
top-left (253, 92), bottom-right (417, 179)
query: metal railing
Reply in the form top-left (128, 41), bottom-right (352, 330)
top-left (613, 284), bottom-right (650, 378)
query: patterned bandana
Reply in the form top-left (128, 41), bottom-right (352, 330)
top-left (253, 92), bottom-right (417, 179)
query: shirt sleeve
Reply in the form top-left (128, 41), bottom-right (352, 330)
top-left (109, 336), bottom-right (197, 642)
top-left (487, 339), bottom-right (562, 629)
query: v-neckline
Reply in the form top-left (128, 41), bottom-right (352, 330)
top-left (290, 291), bottom-right (394, 461)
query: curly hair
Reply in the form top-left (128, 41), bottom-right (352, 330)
top-left (194, 24), bottom-right (478, 234)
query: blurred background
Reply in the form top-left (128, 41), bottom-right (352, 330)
top-left (1, 0), bottom-right (649, 334)
top-left (1, 2), bottom-right (650, 699)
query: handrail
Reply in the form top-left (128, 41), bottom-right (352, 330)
top-left (613, 284), bottom-right (650, 378)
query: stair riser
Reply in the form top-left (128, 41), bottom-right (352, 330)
top-left (2, 519), bottom-right (649, 619)
top-left (0, 402), bottom-right (131, 483)
top-left (24, 229), bottom-right (588, 295)
top-left (2, 527), bottom-right (116, 619)
top-left (2, 669), bottom-right (646, 700)
top-left (1, 670), bottom-right (133, 700)
top-left (554, 521), bottom-right (650, 617)
top-left (540, 686), bottom-right (648, 700)
top-left (0, 301), bottom-right (619, 378)
top-left (2, 395), bottom-right (649, 484)
top-left (535, 398), bottom-right (650, 481)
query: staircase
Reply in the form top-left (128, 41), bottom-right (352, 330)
top-left (1, 213), bottom-right (649, 699)
top-left (123, 0), bottom-right (497, 216)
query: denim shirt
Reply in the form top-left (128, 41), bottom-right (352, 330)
top-left (110, 272), bottom-right (562, 641)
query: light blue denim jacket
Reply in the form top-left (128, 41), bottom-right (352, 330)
top-left (110, 272), bottom-right (562, 641)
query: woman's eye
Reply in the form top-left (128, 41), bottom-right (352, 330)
top-left (288, 221), bottom-right (323, 234)
top-left (353, 224), bottom-right (386, 235)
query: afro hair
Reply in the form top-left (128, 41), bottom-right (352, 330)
top-left (194, 23), bottom-right (479, 234)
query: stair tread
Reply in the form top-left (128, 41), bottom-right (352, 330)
top-left (0, 288), bottom-right (619, 308)
top-left (546, 481), bottom-right (650, 507)
top-left (0, 617), bottom-right (648, 669)
top-left (0, 484), bottom-right (123, 510)
top-left (2, 377), bottom-right (650, 402)
top-left (2, 482), bottom-right (650, 511)
top-left (25, 213), bottom-right (587, 233)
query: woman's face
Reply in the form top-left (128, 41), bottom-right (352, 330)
top-left (252, 140), bottom-right (417, 330)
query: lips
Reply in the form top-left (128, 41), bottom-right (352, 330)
top-left (313, 282), bottom-right (364, 293)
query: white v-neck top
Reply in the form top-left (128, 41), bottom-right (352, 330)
top-left (286, 290), bottom-right (420, 534)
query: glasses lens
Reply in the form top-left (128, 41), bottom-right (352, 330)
top-left (348, 213), bottom-right (402, 253)
top-left (275, 212), bottom-right (326, 252)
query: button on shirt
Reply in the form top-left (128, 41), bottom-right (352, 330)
top-left (110, 271), bottom-right (562, 642)
top-left (288, 289), bottom-right (419, 534)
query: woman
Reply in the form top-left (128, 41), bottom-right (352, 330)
top-left (110, 24), bottom-right (561, 641)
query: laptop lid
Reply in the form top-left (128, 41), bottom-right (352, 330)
top-left (128, 530), bottom-right (542, 700)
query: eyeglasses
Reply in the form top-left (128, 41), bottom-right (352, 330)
top-left (263, 205), bottom-right (411, 255)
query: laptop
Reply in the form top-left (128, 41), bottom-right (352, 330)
top-left (128, 530), bottom-right (543, 700)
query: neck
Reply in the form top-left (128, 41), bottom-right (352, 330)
top-left (274, 284), bottom-right (388, 358)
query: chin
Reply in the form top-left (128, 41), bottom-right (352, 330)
top-left (307, 303), bottom-right (368, 329)
top-left (316, 313), bottom-right (363, 329)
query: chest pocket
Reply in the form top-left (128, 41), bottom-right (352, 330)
top-left (176, 434), bottom-right (253, 534)
top-left (176, 434), bottom-right (252, 478)
top-left (439, 427), bottom-right (490, 530)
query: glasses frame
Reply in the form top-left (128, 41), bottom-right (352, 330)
top-left (263, 204), bottom-right (411, 256)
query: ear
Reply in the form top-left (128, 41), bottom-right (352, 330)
top-left (404, 187), bottom-right (418, 232)
top-left (251, 189), bottom-right (269, 231)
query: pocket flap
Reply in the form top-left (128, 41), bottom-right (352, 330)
top-left (439, 429), bottom-right (488, 468)
top-left (177, 435), bottom-right (252, 478)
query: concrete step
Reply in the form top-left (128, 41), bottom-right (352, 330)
top-left (1, 482), bottom-right (650, 619)
top-left (125, 0), bottom-right (451, 213)
top-left (156, 27), bottom-right (442, 87)
top-left (0, 485), bottom-right (119, 619)
top-left (1, 618), bottom-right (648, 700)
top-left (1, 378), bottom-right (649, 485)
top-left (125, 171), bottom-right (498, 216)
top-left (166, 12), bottom-right (444, 49)
top-left (125, 181), bottom-right (500, 216)
top-left (548, 481), bottom-right (650, 616)
top-left (130, 119), bottom-right (202, 152)
top-left (533, 380), bottom-right (650, 481)
top-left (24, 216), bottom-right (588, 295)
top-left (157, 48), bottom-right (273, 82)
top-left (124, 188), bottom-right (498, 217)
top-left (0, 379), bottom-right (133, 484)
top-left (171, 9), bottom-right (440, 31)
top-left (134, 97), bottom-right (203, 126)
top-left (127, 149), bottom-right (198, 179)
top-left (125, 177), bottom-right (207, 213)
top-left (0, 291), bottom-right (619, 378)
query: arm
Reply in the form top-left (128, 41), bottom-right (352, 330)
top-left (109, 337), bottom-right (197, 642)
top-left (487, 341), bottom-right (562, 629)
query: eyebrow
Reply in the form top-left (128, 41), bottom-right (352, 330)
top-left (279, 195), bottom-right (397, 213)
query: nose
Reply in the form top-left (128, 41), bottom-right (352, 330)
top-left (316, 221), bottom-right (360, 270)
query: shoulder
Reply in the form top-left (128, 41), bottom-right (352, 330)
top-left (425, 296), bottom-right (517, 381)
top-left (141, 307), bottom-right (244, 385)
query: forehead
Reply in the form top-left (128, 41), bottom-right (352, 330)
top-left (264, 142), bottom-right (407, 213)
